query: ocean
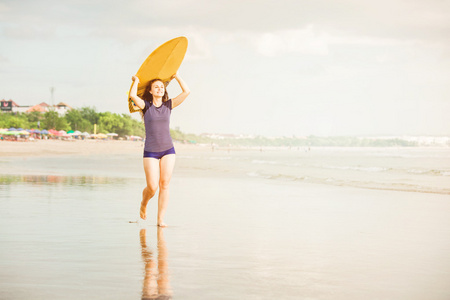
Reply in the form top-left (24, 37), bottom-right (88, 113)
top-left (1, 146), bottom-right (449, 299)
top-left (177, 146), bottom-right (450, 194)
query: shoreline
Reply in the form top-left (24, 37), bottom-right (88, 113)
top-left (0, 139), bottom-right (144, 157)
top-left (1, 140), bottom-right (449, 197)
top-left (1, 139), bottom-right (449, 158)
top-left (0, 139), bottom-right (249, 158)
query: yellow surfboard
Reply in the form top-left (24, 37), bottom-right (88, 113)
top-left (128, 37), bottom-right (188, 113)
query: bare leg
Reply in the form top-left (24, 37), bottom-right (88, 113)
top-left (141, 158), bottom-right (159, 220)
top-left (157, 154), bottom-right (176, 227)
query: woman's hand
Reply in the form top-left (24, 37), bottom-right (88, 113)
top-left (130, 75), bottom-right (145, 110)
top-left (171, 73), bottom-right (190, 109)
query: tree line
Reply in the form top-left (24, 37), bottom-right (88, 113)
top-left (0, 107), bottom-right (145, 137)
top-left (169, 129), bottom-right (419, 147)
top-left (1, 109), bottom-right (421, 146)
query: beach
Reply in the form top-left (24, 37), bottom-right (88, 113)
top-left (1, 140), bottom-right (450, 299)
top-left (0, 139), bottom-right (147, 157)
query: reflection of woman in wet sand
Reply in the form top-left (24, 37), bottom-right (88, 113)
top-left (140, 228), bottom-right (171, 300)
top-left (130, 74), bottom-right (190, 226)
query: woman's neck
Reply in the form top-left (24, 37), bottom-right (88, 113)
top-left (152, 96), bottom-right (163, 106)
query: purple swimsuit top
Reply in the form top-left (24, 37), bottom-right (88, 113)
top-left (143, 99), bottom-right (173, 152)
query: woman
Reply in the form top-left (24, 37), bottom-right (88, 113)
top-left (130, 73), bottom-right (190, 227)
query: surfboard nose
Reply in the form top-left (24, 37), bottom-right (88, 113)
top-left (128, 37), bottom-right (188, 113)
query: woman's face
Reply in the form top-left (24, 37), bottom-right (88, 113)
top-left (150, 81), bottom-right (165, 97)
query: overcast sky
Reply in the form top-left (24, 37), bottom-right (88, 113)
top-left (1, 0), bottom-right (449, 136)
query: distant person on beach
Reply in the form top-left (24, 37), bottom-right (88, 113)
top-left (130, 73), bottom-right (190, 227)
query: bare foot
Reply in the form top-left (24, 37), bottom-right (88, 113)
top-left (140, 202), bottom-right (147, 220)
top-left (157, 222), bottom-right (167, 227)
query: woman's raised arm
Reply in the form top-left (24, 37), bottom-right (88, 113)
top-left (171, 73), bottom-right (190, 109)
top-left (130, 75), bottom-right (146, 110)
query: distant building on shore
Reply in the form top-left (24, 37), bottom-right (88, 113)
top-left (1, 99), bottom-right (72, 116)
top-left (0, 99), bottom-right (19, 112)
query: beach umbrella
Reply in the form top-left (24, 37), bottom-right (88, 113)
top-left (8, 127), bottom-right (17, 131)
top-left (68, 130), bottom-right (81, 136)
top-left (107, 133), bottom-right (118, 137)
top-left (81, 132), bottom-right (90, 136)
top-left (4, 131), bottom-right (20, 135)
top-left (4, 131), bottom-right (28, 135)
top-left (48, 129), bottom-right (65, 136)
top-left (17, 128), bottom-right (24, 131)
top-left (32, 129), bottom-right (41, 134)
top-left (41, 129), bottom-right (49, 134)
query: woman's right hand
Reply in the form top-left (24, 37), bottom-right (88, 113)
top-left (130, 75), bottom-right (145, 110)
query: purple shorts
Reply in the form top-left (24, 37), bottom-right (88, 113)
top-left (143, 147), bottom-right (176, 159)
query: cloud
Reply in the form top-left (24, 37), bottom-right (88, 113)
top-left (2, 24), bottom-right (56, 39)
top-left (252, 25), bottom-right (330, 57)
top-left (3, 0), bottom-right (448, 48)
top-left (184, 30), bottom-right (212, 60)
top-left (0, 2), bottom-right (10, 13)
top-left (0, 54), bottom-right (9, 62)
top-left (215, 25), bottom-right (421, 59)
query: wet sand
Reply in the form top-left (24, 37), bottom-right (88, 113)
top-left (0, 139), bottom-right (219, 158)
top-left (0, 143), bottom-right (449, 299)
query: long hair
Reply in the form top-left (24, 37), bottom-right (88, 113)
top-left (140, 78), bottom-right (169, 120)
top-left (142, 78), bottom-right (169, 104)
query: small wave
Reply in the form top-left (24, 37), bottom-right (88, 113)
top-left (407, 169), bottom-right (427, 174)
top-left (370, 152), bottom-right (450, 159)
top-left (407, 169), bottom-right (450, 176)
top-left (321, 165), bottom-right (388, 172)
top-left (267, 174), bottom-right (299, 181)
top-left (246, 172), bottom-right (271, 179)
top-left (355, 166), bottom-right (388, 172)
top-left (251, 160), bottom-right (279, 165)
top-left (209, 156), bottom-right (232, 160)
top-left (246, 170), bottom-right (449, 195)
top-left (246, 171), bottom-right (309, 181)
